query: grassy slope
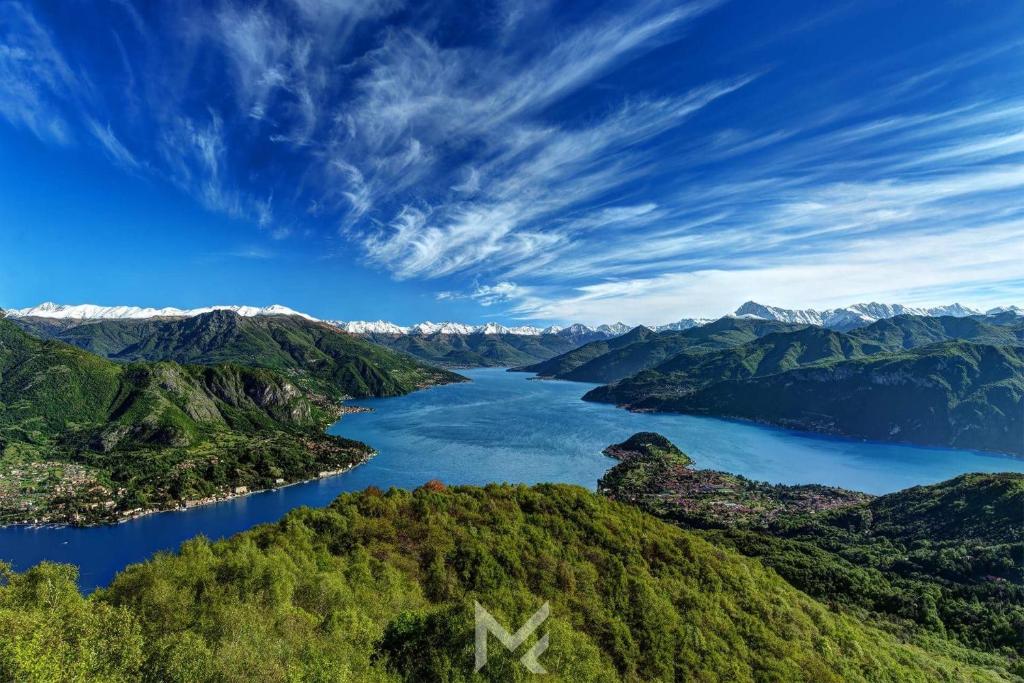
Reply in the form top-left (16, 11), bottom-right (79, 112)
top-left (0, 319), bottom-right (372, 524)
top-left (13, 311), bottom-right (465, 400)
top-left (599, 433), bottom-right (1024, 669)
top-left (1, 483), bottom-right (1013, 681)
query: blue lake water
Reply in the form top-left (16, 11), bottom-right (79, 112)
top-left (2, 367), bottom-right (1022, 592)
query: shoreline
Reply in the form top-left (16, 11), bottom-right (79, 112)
top-left (2, 451), bottom-right (378, 531)
top-left (587, 398), bottom-right (1024, 459)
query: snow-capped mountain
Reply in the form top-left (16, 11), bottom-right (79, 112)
top-left (326, 320), bottom-right (604, 337)
top-left (6, 302), bottom-right (317, 320)
top-left (654, 317), bottom-right (713, 332)
top-left (733, 301), bottom-right (984, 331)
top-left (329, 320), bottom-right (410, 334)
top-left (986, 305), bottom-right (1023, 316)
top-left (596, 322), bottom-right (631, 335)
top-left (408, 321), bottom-right (477, 335)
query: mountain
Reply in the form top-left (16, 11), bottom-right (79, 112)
top-left (596, 321), bottom-right (630, 335)
top-left (734, 300), bottom-right (984, 331)
top-left (360, 329), bottom-right (580, 368)
top-left (332, 320), bottom-right (409, 334)
top-left (988, 305), bottom-right (1024, 316)
top-left (513, 324), bottom-right (655, 378)
top-left (599, 433), bottom-right (1024, 659)
top-left (654, 317), bottom-right (713, 331)
top-left (516, 316), bottom-right (809, 383)
top-left (5, 301), bottom-right (316, 320)
top-left (5, 303), bottom-right (636, 343)
top-left (9, 311), bottom-right (463, 400)
top-left (326, 319), bottom-right (629, 339)
top-left (589, 341), bottom-right (1024, 454)
top-left (848, 313), bottom-right (1024, 351)
top-left (586, 315), bottom-right (1024, 407)
top-left (0, 318), bottom-right (373, 525)
top-left (2, 482), bottom-right (1009, 680)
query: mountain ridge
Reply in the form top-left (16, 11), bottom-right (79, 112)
top-left (0, 318), bottom-right (375, 525)
top-left (9, 310), bottom-right (464, 400)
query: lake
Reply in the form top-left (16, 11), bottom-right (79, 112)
top-left (2, 367), bottom-right (1022, 591)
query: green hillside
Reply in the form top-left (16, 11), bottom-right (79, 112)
top-left (599, 433), bottom-right (1024, 662)
top-left (589, 326), bottom-right (874, 405)
top-left (12, 311), bottom-right (464, 400)
top-left (849, 315), bottom-right (1024, 352)
top-left (512, 325), bottom-right (655, 377)
top-left (364, 330), bottom-right (579, 368)
top-left (587, 330), bottom-right (1024, 453)
top-left (0, 319), bottom-right (372, 524)
top-left (516, 317), bottom-right (807, 383)
top-left (1, 483), bottom-right (1013, 681)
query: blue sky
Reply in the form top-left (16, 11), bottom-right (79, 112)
top-left (1, 0), bottom-right (1022, 325)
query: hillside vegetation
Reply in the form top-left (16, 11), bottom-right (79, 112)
top-left (1, 482), bottom-right (1015, 681)
top-left (0, 319), bottom-right (372, 524)
top-left (515, 317), bottom-right (807, 383)
top-left (12, 311), bottom-right (464, 400)
top-left (362, 330), bottom-right (579, 368)
top-left (600, 433), bottom-right (1024, 663)
top-left (586, 317), bottom-right (1024, 453)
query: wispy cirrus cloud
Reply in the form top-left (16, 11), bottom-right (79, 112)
top-left (0, 1), bottom-right (84, 144)
top-left (2, 0), bottom-right (1023, 323)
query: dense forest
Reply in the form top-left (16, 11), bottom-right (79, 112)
top-left (601, 433), bottom-right (1024, 668)
top-left (581, 315), bottom-right (1024, 454)
top-left (359, 330), bottom-right (580, 368)
top-left (11, 311), bottom-right (464, 400)
top-left (514, 317), bottom-right (807, 382)
top-left (0, 318), bottom-right (375, 524)
top-left (1, 481), bottom-right (1016, 681)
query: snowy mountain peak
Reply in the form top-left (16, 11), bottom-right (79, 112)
top-left (328, 320), bottom-right (409, 334)
top-left (734, 301), bottom-right (984, 331)
top-left (986, 305), bottom-right (1023, 316)
top-left (654, 317), bottom-right (713, 332)
top-left (322, 320), bottom-right (615, 337)
top-left (596, 322), bottom-right (630, 335)
top-left (5, 302), bottom-right (317, 321)
top-left (474, 322), bottom-right (509, 335)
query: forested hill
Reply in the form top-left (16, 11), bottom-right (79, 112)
top-left (599, 432), bottom-right (1024, 665)
top-left (514, 317), bottom-right (807, 383)
top-left (11, 311), bottom-right (464, 400)
top-left (360, 329), bottom-right (580, 368)
top-left (1, 482), bottom-right (1014, 681)
top-left (0, 319), bottom-right (372, 525)
top-left (589, 340), bottom-right (1024, 454)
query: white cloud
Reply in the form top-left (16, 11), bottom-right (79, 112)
top-left (0, 2), bottom-right (83, 144)
top-left (508, 221), bottom-right (1024, 324)
top-left (85, 117), bottom-right (139, 168)
top-left (471, 281), bottom-right (520, 306)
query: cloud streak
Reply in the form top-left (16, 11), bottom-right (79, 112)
top-left (1, 1), bottom-right (1022, 323)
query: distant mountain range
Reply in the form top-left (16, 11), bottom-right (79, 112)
top-left (7, 310), bottom-right (463, 401)
top-left (3, 302), bottom-right (633, 339)
top-left (0, 317), bottom-right (381, 524)
top-left (582, 314), bottom-right (1024, 454)
top-left (328, 319), bottom-right (632, 337)
top-left (5, 301), bottom-right (317, 320)
top-left (732, 301), bottom-right (1014, 330)
top-left (4, 300), bottom-right (1021, 339)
